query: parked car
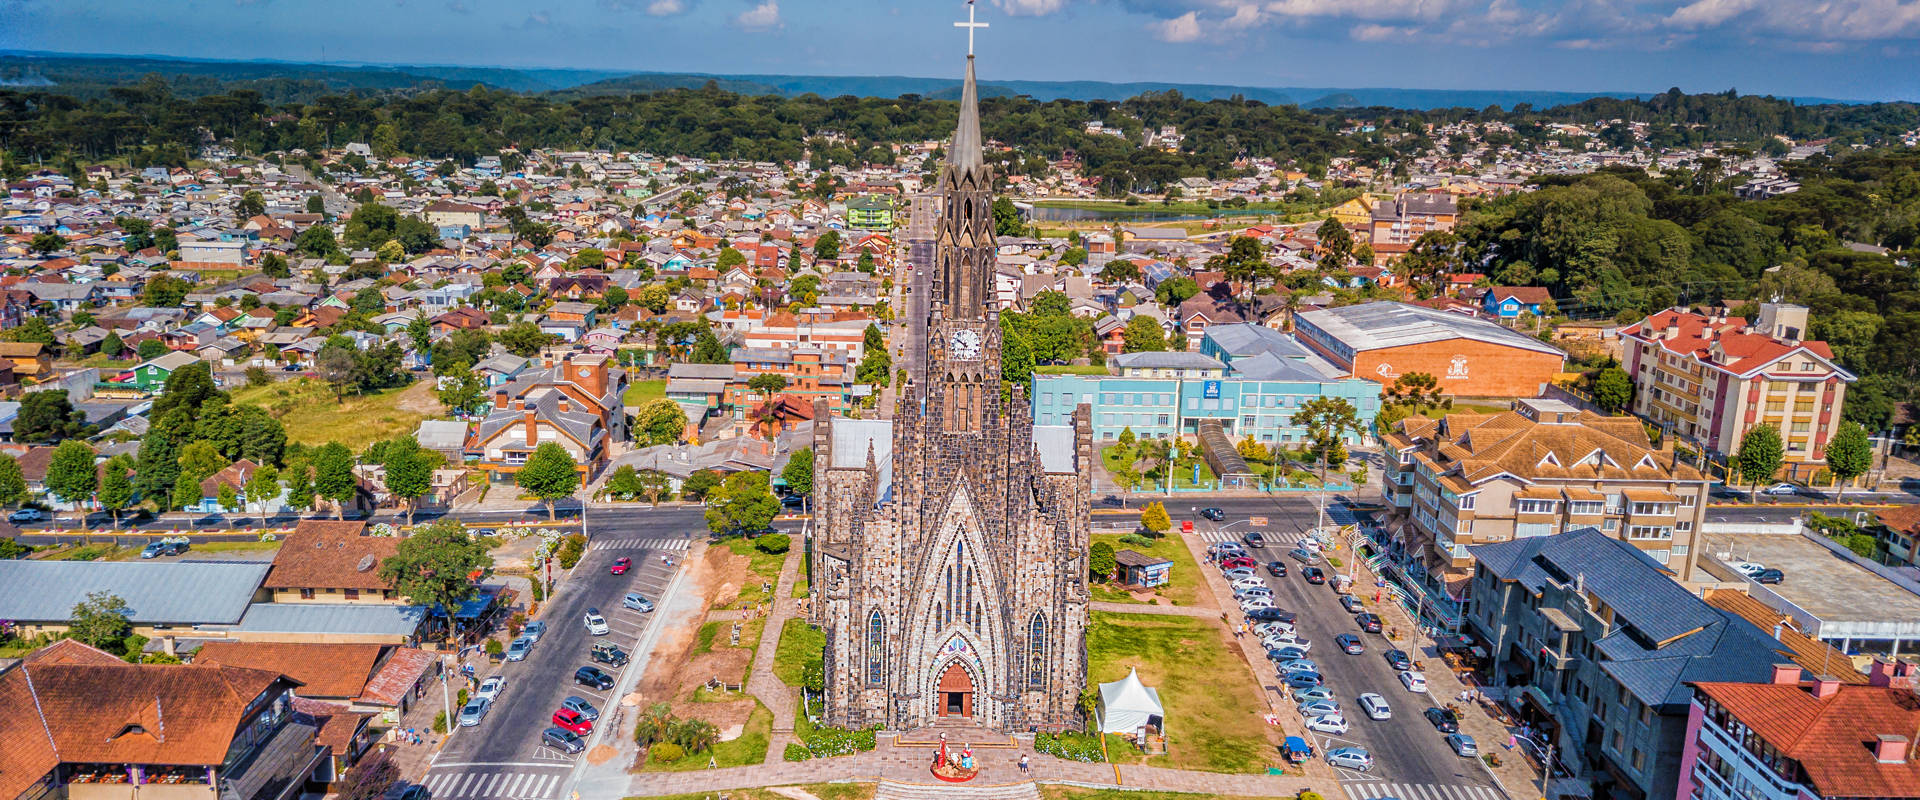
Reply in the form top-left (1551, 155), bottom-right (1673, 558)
top-left (1264, 632), bottom-right (1310, 651)
top-left (1750, 568), bottom-right (1786, 584)
top-left (1339, 595), bottom-right (1365, 613)
top-left (1423, 706), bottom-right (1460, 733)
top-left (610, 557), bottom-right (631, 575)
top-left (1266, 561), bottom-right (1288, 577)
top-left (1384, 650), bottom-right (1413, 671)
top-left (1230, 576), bottom-right (1267, 590)
top-left (1400, 670), bottom-right (1428, 693)
top-left (1303, 567), bottom-right (1326, 584)
top-left (1729, 561), bottom-right (1767, 576)
top-left (1293, 687), bottom-right (1336, 704)
top-left (1446, 733), bottom-right (1478, 758)
top-left (397, 785), bottom-right (429, 800)
top-left (1288, 547), bottom-right (1320, 564)
top-left (140, 540), bottom-right (187, 559)
top-left (1253, 621), bottom-right (1295, 638)
top-left (1297, 699), bottom-right (1341, 717)
top-left (475, 676), bottom-right (505, 703)
top-left (1239, 597), bottom-right (1276, 612)
top-left (1305, 714), bottom-right (1349, 735)
top-left (1223, 568), bottom-right (1257, 581)
top-left (584, 608), bottom-right (609, 635)
top-left (1325, 747), bottom-right (1374, 771)
top-left (1284, 671), bottom-right (1324, 689)
top-left (1760, 483), bottom-right (1800, 496)
top-left (8, 508), bottom-right (43, 523)
top-left (623, 592), bottom-right (654, 612)
top-left (505, 637), bottom-right (534, 662)
top-left (522, 620), bottom-right (548, 643)
top-left (591, 641), bottom-right (629, 667)
top-left (542, 727), bottom-right (586, 754)
top-left (1201, 507), bottom-right (1227, 521)
top-left (1247, 608), bottom-right (1297, 623)
top-left (1357, 693), bottom-right (1392, 720)
top-left (1276, 659), bottom-right (1319, 674)
top-left (456, 697), bottom-right (491, 727)
top-left (573, 666), bottom-right (615, 690)
top-left (551, 708), bottom-right (594, 735)
top-left (1221, 556), bottom-right (1258, 570)
top-left (560, 696), bottom-right (600, 721)
top-left (1335, 634), bottom-right (1364, 655)
top-left (1356, 613), bottom-right (1383, 633)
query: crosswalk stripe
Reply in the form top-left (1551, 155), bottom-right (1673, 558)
top-left (1343, 785), bottom-right (1362, 800)
top-left (524, 775), bottom-right (547, 799)
top-left (486, 774), bottom-right (506, 796)
top-left (425, 774), bottom-right (448, 795)
top-left (591, 538), bottom-right (691, 551)
top-left (542, 775), bottom-right (561, 798)
top-left (507, 774), bottom-right (527, 797)
top-left (1359, 784), bottom-right (1380, 799)
top-left (455, 774), bottom-right (476, 796)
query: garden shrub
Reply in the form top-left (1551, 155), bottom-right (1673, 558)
top-left (557, 533), bottom-right (587, 569)
top-left (1034, 730), bottom-right (1105, 762)
top-left (783, 742), bottom-right (811, 762)
top-left (649, 742), bottom-right (685, 764)
top-left (754, 533), bottom-right (791, 554)
top-left (1117, 533), bottom-right (1153, 547)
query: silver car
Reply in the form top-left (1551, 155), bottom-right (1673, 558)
top-left (522, 620), bottom-right (548, 643)
top-left (456, 697), bottom-right (491, 727)
top-left (1447, 733), bottom-right (1478, 757)
top-left (504, 637), bottom-right (533, 662)
top-left (1326, 747), bottom-right (1374, 771)
top-left (1297, 699), bottom-right (1341, 717)
top-left (560, 695), bottom-right (600, 721)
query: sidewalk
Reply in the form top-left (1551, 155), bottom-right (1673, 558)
top-left (745, 547), bottom-right (805, 762)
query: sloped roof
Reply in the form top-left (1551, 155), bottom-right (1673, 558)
top-left (1691, 681), bottom-right (1920, 798)
top-left (1401, 408), bottom-right (1701, 485)
top-left (1701, 588), bottom-right (1869, 685)
top-left (195, 642), bottom-right (385, 699)
top-left (1621, 308), bottom-right (1851, 380)
top-left (0, 560), bottom-right (269, 624)
top-left (265, 520), bottom-right (397, 591)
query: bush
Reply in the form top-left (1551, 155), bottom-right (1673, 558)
top-left (783, 742), bottom-right (812, 762)
top-left (432, 711), bottom-right (447, 734)
top-left (803, 725), bottom-right (879, 758)
top-left (1034, 731), bottom-right (1105, 762)
top-left (1117, 533), bottom-right (1153, 547)
top-left (485, 639), bottom-right (504, 656)
top-left (649, 742), bottom-right (685, 764)
top-left (1301, 792), bottom-right (1326, 800)
top-left (754, 533), bottom-right (791, 554)
top-left (556, 533), bottom-right (587, 569)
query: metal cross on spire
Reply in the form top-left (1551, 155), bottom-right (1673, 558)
top-left (954, 0), bottom-right (988, 56)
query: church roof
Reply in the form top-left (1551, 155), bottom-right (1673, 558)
top-left (946, 56), bottom-right (983, 171)
top-left (1032, 425), bottom-right (1077, 473)
top-left (830, 418), bottom-right (894, 502)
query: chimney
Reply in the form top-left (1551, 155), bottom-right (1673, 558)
top-left (558, 397), bottom-right (570, 413)
top-left (1664, 324), bottom-right (1679, 340)
top-left (494, 389), bottom-right (508, 410)
top-left (1772, 622), bottom-right (1784, 640)
top-left (542, 352), bottom-right (554, 370)
top-left (524, 408), bottom-right (537, 445)
top-left (1813, 676), bottom-right (1842, 699)
top-left (512, 397), bottom-right (525, 412)
top-left (1771, 663), bottom-right (1803, 685)
top-left (1874, 734), bottom-right (1909, 764)
top-left (1871, 659), bottom-right (1897, 687)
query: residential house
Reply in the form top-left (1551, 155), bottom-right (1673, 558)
top-left (1480, 286), bottom-right (1553, 319)
top-left (0, 342), bottom-right (50, 379)
top-left (263, 520), bottom-right (404, 604)
top-left (728, 347), bottom-right (852, 416)
top-left (469, 390), bottom-right (609, 482)
top-left (422, 200), bottom-right (486, 229)
top-left (1679, 662), bottom-right (1920, 800)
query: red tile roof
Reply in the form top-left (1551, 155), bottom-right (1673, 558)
top-left (1622, 309), bottom-right (1839, 377)
top-left (356, 647), bottom-right (437, 707)
top-left (195, 642), bottom-right (385, 699)
top-left (1693, 681), bottom-right (1920, 798)
top-left (265, 520), bottom-right (398, 592)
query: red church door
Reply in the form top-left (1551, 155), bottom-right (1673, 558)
top-left (938, 663), bottom-right (974, 718)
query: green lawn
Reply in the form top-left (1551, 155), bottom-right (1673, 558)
top-left (1088, 531), bottom-right (1205, 607)
top-left (1087, 611), bottom-right (1276, 774)
top-left (640, 700), bottom-right (771, 771)
top-left (1418, 402), bottom-right (1510, 419)
top-left (1101, 445), bottom-right (1215, 491)
top-left (623, 378), bottom-right (667, 407)
top-left (229, 378), bottom-right (432, 452)
top-left (772, 617), bottom-right (825, 687)
top-left (721, 539), bottom-right (787, 610)
top-left (1035, 364), bottom-right (1111, 376)
top-left (689, 617), bottom-right (764, 663)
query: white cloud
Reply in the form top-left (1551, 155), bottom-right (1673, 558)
top-left (995, 0), bottom-right (1068, 15)
top-left (1151, 10), bottom-right (1203, 40)
top-left (729, 0), bottom-right (782, 30)
top-left (646, 0), bottom-right (692, 14)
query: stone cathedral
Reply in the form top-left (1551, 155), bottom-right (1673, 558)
top-left (807, 47), bottom-right (1092, 734)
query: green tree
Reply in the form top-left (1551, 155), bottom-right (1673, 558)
top-left (307, 195), bottom-right (326, 215)
top-left (30, 232), bottom-right (66, 255)
top-left (690, 327), bottom-right (729, 364)
top-left (781, 447), bottom-right (814, 513)
top-left (1593, 366), bottom-right (1635, 413)
top-left (285, 462), bottom-right (316, 514)
top-left (142, 274), bottom-right (191, 307)
top-left (703, 470), bottom-right (779, 536)
top-left (1139, 501), bottom-right (1171, 534)
top-left (813, 230), bottom-right (842, 261)
top-left (991, 197), bottom-right (1025, 237)
top-left (245, 464), bottom-right (280, 520)
top-left (218, 483), bottom-right (242, 525)
top-left (313, 442), bottom-right (357, 519)
top-left (681, 469), bottom-right (721, 501)
top-left (637, 398), bottom-right (689, 446)
top-left (97, 456), bottom-right (135, 529)
top-left (1316, 218), bottom-right (1353, 270)
top-left (1824, 422), bottom-right (1872, 499)
top-left (101, 331), bottom-right (126, 359)
top-left (747, 372), bottom-right (789, 400)
top-left (45, 440), bottom-right (99, 526)
top-left (1121, 315), bottom-right (1165, 353)
top-left (999, 324), bottom-right (1034, 389)
top-left (437, 372), bottom-right (486, 415)
top-left (1089, 541), bottom-right (1116, 581)
top-left (0, 453), bottom-right (27, 507)
top-left (377, 519), bottom-right (494, 643)
top-left (516, 442), bottom-right (580, 521)
top-left (137, 338), bottom-right (168, 360)
top-left (237, 190), bottom-right (266, 219)
top-left (499, 322), bottom-right (553, 358)
top-left (383, 436), bottom-right (433, 524)
top-left (716, 248), bottom-right (747, 269)
top-left (336, 749), bottom-right (400, 800)
top-left (260, 252), bottom-right (291, 279)
top-left (1291, 397), bottom-right (1362, 478)
top-left (296, 223), bottom-right (340, 258)
top-left (69, 591), bottom-right (131, 649)
top-left (15, 390), bottom-right (88, 442)
top-left (1736, 424), bottom-right (1785, 502)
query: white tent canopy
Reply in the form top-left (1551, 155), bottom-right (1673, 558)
top-left (1097, 667), bottom-right (1165, 734)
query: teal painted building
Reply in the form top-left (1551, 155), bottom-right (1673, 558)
top-left (1031, 325), bottom-right (1382, 445)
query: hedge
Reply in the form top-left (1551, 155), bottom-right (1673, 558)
top-left (1034, 731), bottom-right (1105, 763)
top-left (783, 742), bottom-right (811, 762)
top-left (803, 724), bottom-right (879, 758)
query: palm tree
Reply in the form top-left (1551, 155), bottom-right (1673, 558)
top-left (634, 703), bottom-right (676, 748)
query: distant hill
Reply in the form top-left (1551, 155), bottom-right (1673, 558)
top-left (0, 51), bottom-right (1868, 109)
top-left (925, 83), bottom-right (1021, 101)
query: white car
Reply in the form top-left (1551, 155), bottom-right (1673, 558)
top-left (584, 608), bottom-right (610, 636)
top-left (1223, 568), bottom-right (1257, 580)
top-left (1728, 561), bottom-right (1767, 577)
top-left (1305, 714), bottom-right (1350, 735)
top-left (1400, 670), bottom-right (1428, 693)
top-left (1263, 634), bottom-right (1311, 653)
top-left (1253, 621), bottom-right (1295, 637)
top-left (1236, 588), bottom-right (1274, 602)
top-left (475, 676), bottom-right (506, 703)
top-left (1230, 577), bottom-right (1266, 590)
top-left (1358, 692), bottom-right (1392, 720)
top-left (1239, 597), bottom-right (1276, 612)
top-left (1759, 483), bottom-right (1799, 496)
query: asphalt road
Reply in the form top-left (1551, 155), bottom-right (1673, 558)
top-left (1187, 499), bottom-right (1502, 800)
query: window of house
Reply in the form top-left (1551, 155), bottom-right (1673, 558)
top-left (1788, 440), bottom-right (1807, 452)
top-left (300, 588), bottom-right (315, 600)
top-left (1160, 394), bottom-right (1173, 405)
top-left (1102, 393), bottom-right (1116, 405)
top-left (1101, 414), bottom-right (1115, 426)
top-left (1458, 494), bottom-right (1476, 510)
top-left (1680, 494), bottom-right (1696, 507)
top-left (1628, 526), bottom-right (1672, 540)
top-left (1188, 398), bottom-right (1200, 410)
top-left (1157, 415), bottom-right (1170, 426)
top-left (1672, 545), bottom-right (1689, 555)
top-left (1517, 499), bottom-right (1557, 514)
top-left (1631, 747), bottom-right (1646, 771)
top-left (345, 589), bottom-right (360, 600)
top-left (1516, 522), bottom-right (1555, 538)
top-left (1610, 730), bottom-right (1624, 753)
top-left (1569, 501), bottom-right (1605, 515)
top-left (1675, 520), bottom-right (1692, 532)
top-left (1242, 416), bottom-right (1256, 427)
top-left (1766, 401), bottom-right (1785, 412)
top-left (1040, 393), bottom-right (1053, 406)
top-left (1102, 431), bottom-right (1114, 440)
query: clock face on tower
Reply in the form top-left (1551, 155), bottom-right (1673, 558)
top-left (949, 329), bottom-right (982, 361)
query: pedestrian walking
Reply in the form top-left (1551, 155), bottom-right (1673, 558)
top-left (1019, 754), bottom-right (1030, 775)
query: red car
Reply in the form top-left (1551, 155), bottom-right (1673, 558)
top-left (1222, 556), bottom-right (1258, 570)
top-left (610, 557), bottom-right (631, 575)
top-left (552, 708), bottom-right (594, 735)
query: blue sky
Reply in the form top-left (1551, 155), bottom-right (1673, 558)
top-left (4, 0), bottom-right (1918, 101)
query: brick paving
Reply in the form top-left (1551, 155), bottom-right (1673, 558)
top-left (746, 547), bottom-right (805, 762)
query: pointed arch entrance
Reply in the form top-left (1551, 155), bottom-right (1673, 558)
top-left (938, 662), bottom-right (975, 717)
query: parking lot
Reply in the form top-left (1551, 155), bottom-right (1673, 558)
top-left (1200, 513), bottom-right (1503, 800)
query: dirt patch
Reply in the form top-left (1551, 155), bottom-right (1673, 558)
top-left (395, 381), bottom-right (446, 416)
top-left (678, 696), bottom-right (755, 735)
top-left (681, 647), bottom-right (752, 688)
top-left (586, 744), bottom-right (619, 765)
top-left (706, 544), bottom-right (749, 609)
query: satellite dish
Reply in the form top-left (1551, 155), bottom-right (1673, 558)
top-left (357, 554), bottom-right (376, 572)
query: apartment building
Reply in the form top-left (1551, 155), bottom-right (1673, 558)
top-left (1468, 528), bottom-right (1786, 800)
top-left (1368, 192), bottom-right (1459, 262)
top-left (728, 346), bottom-right (853, 415)
top-left (1621, 304), bottom-right (1853, 473)
top-left (1681, 662), bottom-right (1920, 800)
top-left (1378, 399), bottom-right (1712, 626)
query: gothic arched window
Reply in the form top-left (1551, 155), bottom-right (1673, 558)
top-left (1028, 614), bottom-right (1047, 687)
top-left (867, 610), bottom-right (885, 685)
top-left (964, 566), bottom-right (974, 626)
top-left (943, 567), bottom-right (953, 627)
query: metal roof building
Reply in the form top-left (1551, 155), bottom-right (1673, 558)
top-left (0, 561), bottom-right (270, 626)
